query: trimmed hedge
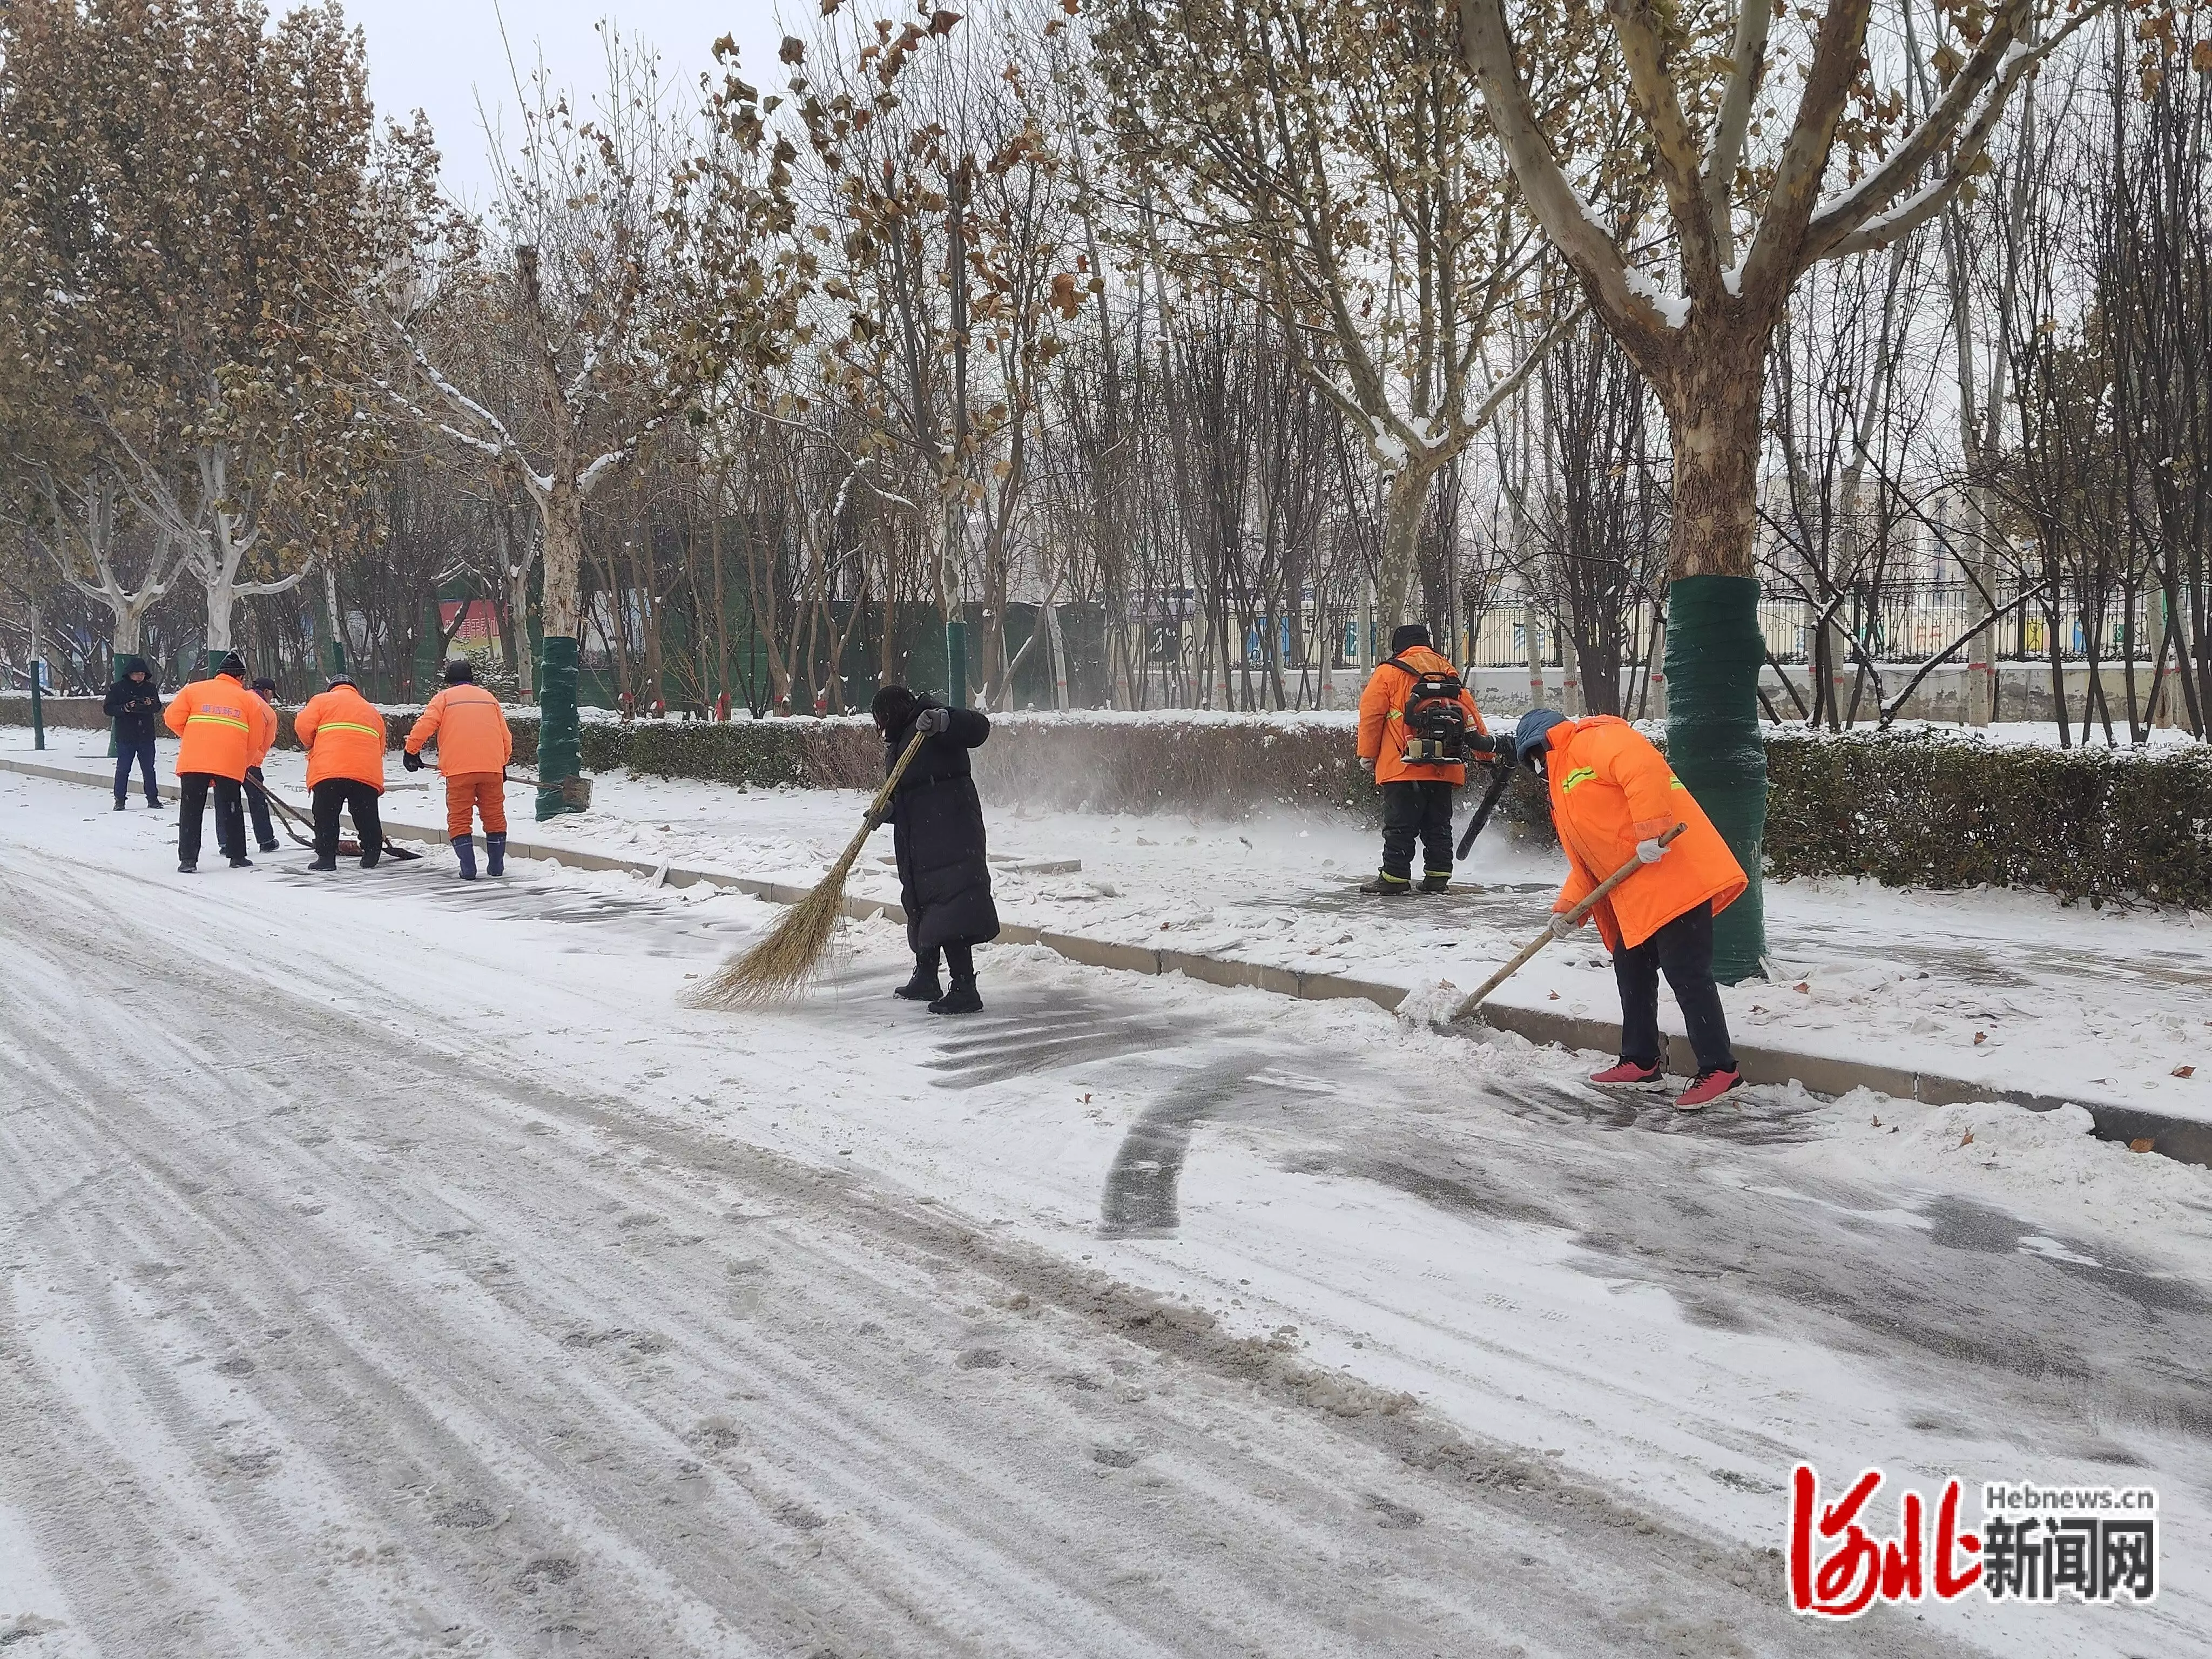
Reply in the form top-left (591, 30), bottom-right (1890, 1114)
top-left (1762, 730), bottom-right (2212, 909)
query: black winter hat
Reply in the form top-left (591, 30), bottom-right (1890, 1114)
top-left (326, 671), bottom-right (356, 689)
top-left (217, 651), bottom-right (247, 678)
top-left (443, 658), bottom-right (475, 685)
top-left (870, 683), bottom-right (919, 732)
top-left (251, 676), bottom-right (276, 695)
top-left (1388, 623), bottom-right (1432, 655)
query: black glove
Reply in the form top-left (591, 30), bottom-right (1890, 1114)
top-left (402, 749), bottom-right (424, 772)
top-left (915, 706), bottom-right (950, 736)
top-left (1481, 733), bottom-right (1518, 767)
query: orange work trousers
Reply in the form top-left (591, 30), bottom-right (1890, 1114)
top-left (444, 771), bottom-right (508, 839)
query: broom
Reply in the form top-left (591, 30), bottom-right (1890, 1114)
top-left (506, 768), bottom-right (594, 810)
top-left (689, 729), bottom-right (929, 1008)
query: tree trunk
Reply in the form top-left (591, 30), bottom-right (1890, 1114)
top-left (1660, 352), bottom-right (1769, 982)
top-left (536, 481), bottom-right (588, 818)
top-left (1374, 461), bottom-right (1442, 628)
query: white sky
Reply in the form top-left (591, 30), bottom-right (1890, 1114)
top-left (341, 0), bottom-right (791, 207)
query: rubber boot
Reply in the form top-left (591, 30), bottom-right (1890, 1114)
top-left (453, 836), bottom-right (478, 880)
top-left (895, 954), bottom-right (943, 1001)
top-left (485, 832), bottom-right (506, 877)
top-left (928, 976), bottom-right (983, 1016)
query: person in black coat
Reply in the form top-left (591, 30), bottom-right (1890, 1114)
top-left (871, 684), bottom-right (999, 1015)
top-left (103, 656), bottom-right (165, 810)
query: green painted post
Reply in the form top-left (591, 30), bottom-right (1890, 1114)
top-left (945, 618), bottom-right (968, 709)
top-left (30, 660), bottom-right (45, 750)
top-left (1665, 575), bottom-right (1767, 982)
top-left (536, 635), bottom-right (583, 821)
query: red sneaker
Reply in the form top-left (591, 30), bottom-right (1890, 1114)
top-left (1589, 1060), bottom-right (1664, 1085)
top-left (1674, 1068), bottom-right (1742, 1112)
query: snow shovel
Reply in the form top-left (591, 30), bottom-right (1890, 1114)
top-left (245, 774), bottom-right (422, 862)
top-left (1449, 821), bottom-right (1684, 1024)
top-left (506, 768), bottom-right (592, 811)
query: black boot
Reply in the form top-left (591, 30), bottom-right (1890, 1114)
top-left (928, 976), bottom-right (983, 1016)
top-left (895, 953), bottom-right (942, 1002)
top-left (308, 855), bottom-right (338, 871)
top-left (114, 798), bottom-right (126, 812)
top-left (1419, 871), bottom-right (1452, 894)
top-left (1360, 872), bottom-right (1413, 896)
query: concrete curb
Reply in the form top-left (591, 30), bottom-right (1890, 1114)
top-left (8, 754), bottom-right (2203, 1167)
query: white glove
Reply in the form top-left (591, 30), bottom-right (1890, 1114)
top-left (1635, 837), bottom-right (1668, 865)
top-left (1547, 912), bottom-right (1578, 940)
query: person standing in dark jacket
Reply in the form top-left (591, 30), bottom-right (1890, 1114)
top-left (871, 684), bottom-right (1000, 1015)
top-left (103, 656), bottom-right (165, 810)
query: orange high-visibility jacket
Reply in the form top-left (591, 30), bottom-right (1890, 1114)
top-left (406, 684), bottom-right (511, 777)
top-left (164, 673), bottom-right (276, 782)
top-left (248, 687), bottom-right (277, 767)
top-left (1541, 716), bottom-right (1746, 951)
top-left (295, 685), bottom-right (388, 791)
top-left (1357, 645), bottom-right (1489, 786)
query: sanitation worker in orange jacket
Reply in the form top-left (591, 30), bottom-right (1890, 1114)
top-left (295, 673), bottom-right (387, 872)
top-left (404, 658), bottom-right (512, 879)
top-left (164, 652), bottom-right (277, 873)
top-left (1356, 623), bottom-right (1491, 894)
top-left (242, 675), bottom-right (283, 855)
top-left (1510, 707), bottom-right (1746, 1111)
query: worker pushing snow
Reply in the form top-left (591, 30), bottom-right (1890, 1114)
top-left (1355, 623), bottom-right (1492, 895)
top-left (404, 659), bottom-right (513, 879)
top-left (164, 652), bottom-right (277, 873)
top-left (295, 673), bottom-right (388, 871)
top-left (1509, 709), bottom-right (1746, 1111)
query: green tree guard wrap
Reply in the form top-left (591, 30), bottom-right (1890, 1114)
top-left (1664, 574), bottom-right (1767, 982)
top-left (537, 635), bottom-right (584, 822)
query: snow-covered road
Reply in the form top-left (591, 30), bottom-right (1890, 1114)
top-left (2, 771), bottom-right (2208, 1656)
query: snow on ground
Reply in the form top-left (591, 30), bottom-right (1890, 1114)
top-left (24, 721), bottom-right (2212, 1122)
top-left (3, 757), bottom-right (2211, 1655)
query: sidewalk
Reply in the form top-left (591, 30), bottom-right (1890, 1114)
top-left (14, 729), bottom-right (2210, 1164)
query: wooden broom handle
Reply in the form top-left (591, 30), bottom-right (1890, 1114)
top-left (1451, 821), bottom-right (1687, 1022)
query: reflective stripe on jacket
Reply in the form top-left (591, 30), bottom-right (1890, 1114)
top-left (1542, 715), bottom-right (1746, 951)
top-left (1355, 646), bottom-right (1489, 786)
top-left (164, 674), bottom-right (276, 781)
top-left (406, 685), bottom-right (511, 777)
top-left (295, 686), bottom-right (388, 791)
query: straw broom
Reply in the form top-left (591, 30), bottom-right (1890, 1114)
top-left (689, 729), bottom-right (930, 1009)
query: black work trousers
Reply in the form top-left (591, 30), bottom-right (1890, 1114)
top-left (1612, 899), bottom-right (1737, 1076)
top-left (916, 942), bottom-right (976, 983)
top-left (244, 766), bottom-right (279, 850)
top-left (178, 773), bottom-right (245, 865)
top-left (1380, 779), bottom-right (1456, 882)
top-left (311, 779), bottom-right (385, 865)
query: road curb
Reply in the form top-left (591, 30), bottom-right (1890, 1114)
top-left (8, 753), bottom-right (2202, 1166)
